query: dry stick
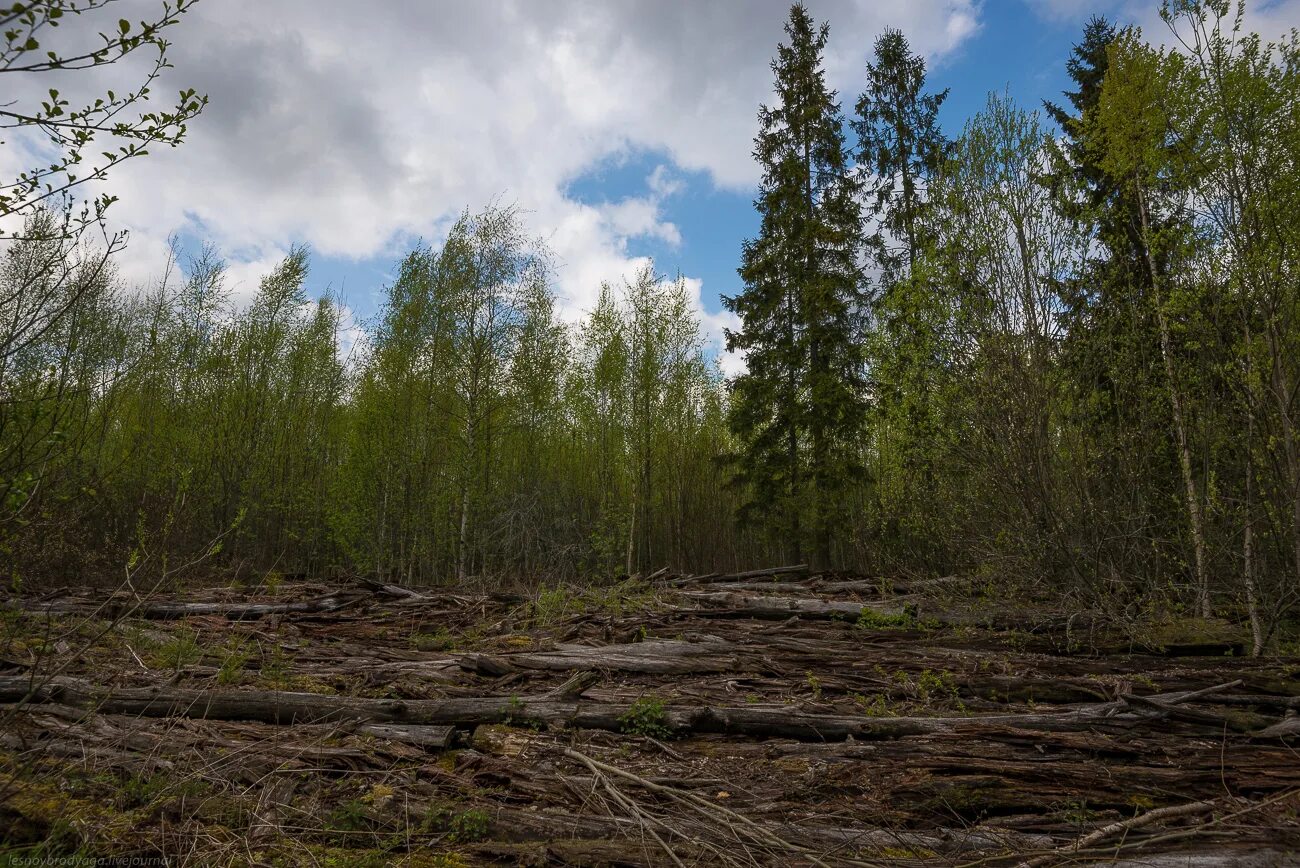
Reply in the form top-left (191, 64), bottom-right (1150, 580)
top-left (582, 758), bottom-right (689, 868)
top-left (1078, 787), bottom-right (1300, 858)
top-left (569, 752), bottom-right (751, 867)
top-left (1017, 799), bottom-right (1217, 868)
top-left (563, 748), bottom-right (859, 868)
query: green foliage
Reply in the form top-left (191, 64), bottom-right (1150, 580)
top-left (724, 4), bottom-right (867, 569)
top-left (447, 809), bottom-right (490, 843)
top-left (410, 629), bottom-right (455, 652)
top-left (325, 797), bottom-right (372, 833)
top-left (7, 0), bottom-right (1300, 658)
top-left (152, 628), bottom-right (202, 671)
top-left (619, 695), bottom-right (673, 739)
top-left (217, 640), bottom-right (252, 685)
top-left (856, 608), bottom-right (917, 631)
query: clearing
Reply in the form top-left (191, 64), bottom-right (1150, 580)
top-left (2, 568), bottom-right (1298, 865)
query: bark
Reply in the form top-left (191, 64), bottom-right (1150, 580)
top-left (676, 590), bottom-right (897, 621)
top-left (12, 591), bottom-right (370, 621)
top-left (355, 722), bottom-right (455, 748)
top-left (462, 639), bottom-right (739, 675)
top-left (1137, 185), bottom-right (1210, 618)
top-left (0, 675), bottom-right (1246, 742)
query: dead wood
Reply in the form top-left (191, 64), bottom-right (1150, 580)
top-left (676, 590), bottom-right (894, 620)
top-left (0, 674), bottom-right (1252, 742)
top-left (668, 565), bottom-right (810, 586)
top-left (463, 639), bottom-right (739, 675)
top-left (1018, 799), bottom-right (1217, 868)
top-left (12, 590), bottom-right (371, 621)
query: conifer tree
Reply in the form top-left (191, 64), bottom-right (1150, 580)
top-left (855, 28), bottom-right (948, 283)
top-left (854, 27), bottom-right (951, 569)
top-left (724, 3), bottom-right (866, 568)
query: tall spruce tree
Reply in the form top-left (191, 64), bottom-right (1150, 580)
top-left (854, 28), bottom-right (949, 283)
top-left (854, 28), bottom-right (951, 570)
top-left (724, 3), bottom-right (866, 569)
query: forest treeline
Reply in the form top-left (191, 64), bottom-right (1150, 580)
top-left (4, 1), bottom-right (1300, 647)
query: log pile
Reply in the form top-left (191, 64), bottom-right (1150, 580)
top-left (1, 572), bottom-right (1298, 865)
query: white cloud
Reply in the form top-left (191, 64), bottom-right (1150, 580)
top-left (58, 0), bottom-right (984, 350)
top-left (678, 275), bottom-right (746, 378)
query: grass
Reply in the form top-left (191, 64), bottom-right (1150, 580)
top-left (530, 578), bottom-right (663, 628)
top-left (151, 627), bottom-right (203, 671)
top-left (217, 638), bottom-right (253, 684)
top-left (410, 628), bottom-right (455, 652)
top-left (856, 608), bottom-right (916, 631)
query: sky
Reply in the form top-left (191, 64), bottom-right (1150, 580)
top-left (30, 0), bottom-right (1300, 372)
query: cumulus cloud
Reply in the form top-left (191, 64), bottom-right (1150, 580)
top-left (67, 0), bottom-right (984, 361)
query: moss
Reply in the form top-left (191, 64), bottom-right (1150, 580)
top-left (410, 629), bottom-right (455, 652)
top-left (1138, 616), bottom-right (1248, 653)
top-left (0, 768), bottom-right (140, 850)
top-left (856, 608), bottom-right (916, 631)
top-left (871, 845), bottom-right (939, 859)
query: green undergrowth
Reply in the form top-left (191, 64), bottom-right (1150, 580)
top-left (619, 694), bottom-right (674, 739)
top-left (529, 577), bottom-right (664, 628)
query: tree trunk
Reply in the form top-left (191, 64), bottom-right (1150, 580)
top-left (0, 674), bottom-right (1233, 742)
top-left (1137, 186), bottom-right (1210, 618)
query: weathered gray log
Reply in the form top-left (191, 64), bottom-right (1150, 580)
top-left (1254, 716), bottom-right (1300, 738)
top-left (463, 639), bottom-right (738, 675)
top-left (669, 565), bottom-right (809, 586)
top-left (676, 590), bottom-right (894, 620)
top-left (0, 674), bottom-right (1206, 741)
top-left (355, 723), bottom-right (455, 748)
top-left (1205, 694), bottom-right (1300, 710)
top-left (697, 578), bottom-right (892, 595)
top-left (1106, 852), bottom-right (1297, 868)
top-left (9, 591), bottom-right (369, 621)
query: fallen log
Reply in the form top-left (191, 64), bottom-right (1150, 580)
top-left (9, 590), bottom-right (371, 621)
top-left (1105, 853), bottom-right (1298, 868)
top-left (669, 565), bottom-right (809, 586)
top-left (355, 722), bottom-right (455, 748)
top-left (462, 639), bottom-right (738, 676)
top-left (676, 590), bottom-right (894, 621)
top-left (0, 674), bottom-right (1241, 742)
top-left (1018, 799), bottom-right (1217, 868)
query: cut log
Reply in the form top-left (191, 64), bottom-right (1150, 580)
top-left (0, 674), bottom-right (1229, 742)
top-left (464, 639), bottom-right (738, 675)
top-left (677, 590), bottom-right (894, 621)
top-left (11, 591), bottom-right (370, 621)
top-left (669, 565), bottom-right (809, 586)
top-left (1105, 851), bottom-right (1297, 868)
top-left (355, 723), bottom-right (455, 748)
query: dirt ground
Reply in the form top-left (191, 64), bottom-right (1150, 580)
top-left (2, 571), bottom-right (1299, 866)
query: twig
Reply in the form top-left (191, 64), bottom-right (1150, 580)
top-left (1018, 799), bottom-right (1216, 867)
top-left (563, 747), bottom-right (861, 867)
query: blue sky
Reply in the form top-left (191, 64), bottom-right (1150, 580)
top-left (79, 0), bottom-right (1300, 369)
top-left (553, 3), bottom-right (1086, 342)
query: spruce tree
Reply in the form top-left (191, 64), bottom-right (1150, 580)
top-left (853, 28), bottom-right (951, 569)
top-left (724, 3), bottom-right (866, 568)
top-left (854, 28), bottom-right (949, 284)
